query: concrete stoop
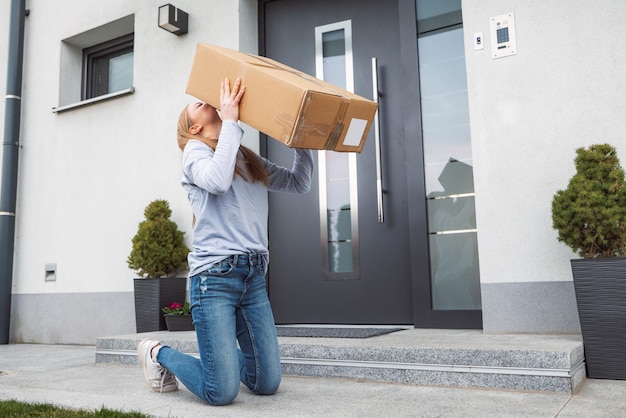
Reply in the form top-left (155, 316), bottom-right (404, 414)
top-left (95, 328), bottom-right (586, 394)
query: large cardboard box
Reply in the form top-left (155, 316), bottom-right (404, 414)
top-left (186, 43), bottom-right (377, 153)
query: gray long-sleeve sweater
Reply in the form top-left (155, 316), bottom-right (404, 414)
top-left (181, 120), bottom-right (314, 276)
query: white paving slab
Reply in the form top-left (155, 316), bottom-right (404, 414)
top-left (1, 343), bottom-right (625, 417)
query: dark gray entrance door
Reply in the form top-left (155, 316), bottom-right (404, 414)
top-left (260, 0), bottom-right (482, 328)
top-left (261, 0), bottom-right (418, 325)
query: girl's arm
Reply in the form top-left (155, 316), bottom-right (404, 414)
top-left (182, 121), bottom-right (243, 194)
top-left (264, 148), bottom-right (314, 193)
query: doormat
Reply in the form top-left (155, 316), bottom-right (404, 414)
top-left (275, 327), bottom-right (405, 339)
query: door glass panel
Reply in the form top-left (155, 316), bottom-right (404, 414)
top-left (322, 30), bottom-right (347, 88)
top-left (417, 0), bottom-right (481, 310)
top-left (315, 20), bottom-right (360, 279)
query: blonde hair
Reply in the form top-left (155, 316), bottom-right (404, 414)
top-left (177, 106), bottom-right (268, 186)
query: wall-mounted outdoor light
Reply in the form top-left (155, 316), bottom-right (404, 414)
top-left (158, 4), bottom-right (188, 35)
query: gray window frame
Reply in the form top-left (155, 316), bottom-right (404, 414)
top-left (82, 33), bottom-right (134, 100)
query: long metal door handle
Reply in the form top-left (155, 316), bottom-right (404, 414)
top-left (372, 57), bottom-right (384, 223)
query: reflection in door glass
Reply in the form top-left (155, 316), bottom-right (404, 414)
top-left (322, 30), bottom-right (347, 88)
top-left (316, 21), bottom-right (359, 278)
top-left (326, 151), bottom-right (352, 273)
top-left (417, 0), bottom-right (481, 310)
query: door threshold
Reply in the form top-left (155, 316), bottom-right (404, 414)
top-left (276, 324), bottom-right (414, 329)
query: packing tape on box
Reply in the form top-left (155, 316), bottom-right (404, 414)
top-left (244, 53), bottom-right (353, 150)
top-left (247, 54), bottom-right (350, 100)
top-left (287, 96), bottom-right (348, 150)
top-left (321, 102), bottom-right (348, 150)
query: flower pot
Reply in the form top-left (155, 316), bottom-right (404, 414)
top-left (164, 314), bottom-right (194, 331)
top-left (571, 258), bottom-right (626, 380)
top-left (134, 277), bottom-right (187, 332)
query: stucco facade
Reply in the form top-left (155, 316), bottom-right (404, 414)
top-left (0, 0), bottom-right (624, 343)
top-left (463, 0), bottom-right (626, 332)
top-left (0, 0), bottom-right (258, 343)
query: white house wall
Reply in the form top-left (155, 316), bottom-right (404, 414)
top-left (463, 0), bottom-right (626, 332)
top-left (1, 0), bottom-right (258, 344)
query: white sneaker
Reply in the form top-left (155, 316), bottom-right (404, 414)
top-left (137, 338), bottom-right (178, 393)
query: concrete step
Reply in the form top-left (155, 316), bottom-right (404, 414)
top-left (95, 328), bottom-right (585, 394)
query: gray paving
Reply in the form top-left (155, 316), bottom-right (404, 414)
top-left (97, 329), bottom-right (586, 393)
top-left (1, 343), bottom-right (626, 417)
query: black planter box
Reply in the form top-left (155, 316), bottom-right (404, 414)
top-left (571, 258), bottom-right (626, 380)
top-left (133, 277), bottom-right (187, 333)
top-left (164, 314), bottom-right (195, 331)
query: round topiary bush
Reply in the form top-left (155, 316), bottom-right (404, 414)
top-left (552, 143), bottom-right (626, 258)
top-left (127, 199), bottom-right (190, 278)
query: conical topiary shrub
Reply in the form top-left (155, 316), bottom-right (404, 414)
top-left (552, 143), bottom-right (626, 258)
top-left (551, 143), bottom-right (626, 380)
top-left (129, 199), bottom-right (190, 332)
top-left (127, 199), bottom-right (190, 278)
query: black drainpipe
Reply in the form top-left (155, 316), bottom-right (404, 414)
top-left (0, 0), bottom-right (26, 345)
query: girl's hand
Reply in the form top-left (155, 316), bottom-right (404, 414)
top-left (219, 77), bottom-right (245, 121)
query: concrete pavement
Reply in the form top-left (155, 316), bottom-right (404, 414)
top-left (1, 343), bottom-right (625, 417)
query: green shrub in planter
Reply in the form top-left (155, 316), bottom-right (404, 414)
top-left (552, 143), bottom-right (626, 258)
top-left (551, 143), bottom-right (626, 380)
top-left (127, 199), bottom-right (190, 278)
top-left (128, 199), bottom-right (191, 332)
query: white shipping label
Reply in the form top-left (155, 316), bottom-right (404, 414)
top-left (342, 118), bottom-right (367, 147)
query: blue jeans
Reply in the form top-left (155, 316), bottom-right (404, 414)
top-left (156, 254), bottom-right (281, 406)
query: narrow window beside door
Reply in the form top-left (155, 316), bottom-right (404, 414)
top-left (417, 0), bottom-right (481, 310)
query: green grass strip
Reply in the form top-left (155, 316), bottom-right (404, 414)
top-left (0, 399), bottom-right (148, 417)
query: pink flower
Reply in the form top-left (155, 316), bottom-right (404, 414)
top-left (162, 301), bottom-right (191, 315)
